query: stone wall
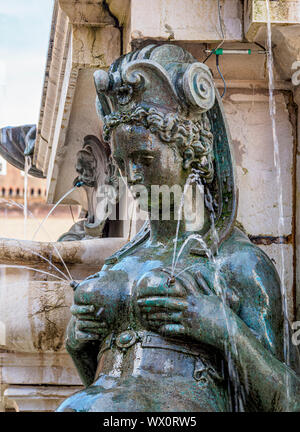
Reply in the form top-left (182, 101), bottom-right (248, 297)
top-left (224, 89), bottom-right (295, 319)
top-left (2, 0), bottom-right (299, 412)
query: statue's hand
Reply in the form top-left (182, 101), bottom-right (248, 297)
top-left (70, 304), bottom-right (109, 344)
top-left (69, 274), bottom-right (123, 347)
top-left (136, 270), bottom-right (233, 350)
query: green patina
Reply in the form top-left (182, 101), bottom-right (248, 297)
top-left (57, 44), bottom-right (300, 413)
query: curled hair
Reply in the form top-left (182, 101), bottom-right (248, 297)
top-left (103, 105), bottom-right (214, 183)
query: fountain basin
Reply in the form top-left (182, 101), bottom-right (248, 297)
top-left (0, 236), bottom-right (126, 411)
top-left (0, 237), bottom-right (126, 352)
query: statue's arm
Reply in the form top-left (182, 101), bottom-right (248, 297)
top-left (66, 298), bottom-right (111, 387)
top-left (220, 306), bottom-right (300, 411)
top-left (220, 244), bottom-right (300, 410)
top-left (66, 269), bottom-right (125, 387)
top-left (65, 315), bottom-right (103, 387)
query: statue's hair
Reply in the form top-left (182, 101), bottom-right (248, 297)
top-left (103, 104), bottom-right (214, 183)
top-left (94, 45), bottom-right (237, 255)
top-left (77, 149), bottom-right (96, 159)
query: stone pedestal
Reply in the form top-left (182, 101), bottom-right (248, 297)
top-left (3, 386), bottom-right (81, 412)
top-left (1, 352), bottom-right (82, 412)
top-left (0, 237), bottom-right (126, 411)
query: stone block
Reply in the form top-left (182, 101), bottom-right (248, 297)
top-left (224, 90), bottom-right (293, 237)
top-left (118, 0), bottom-right (243, 52)
top-left (72, 25), bottom-right (121, 69)
top-left (245, 0), bottom-right (300, 42)
top-left (4, 385), bottom-right (82, 412)
top-left (296, 152), bottom-right (300, 319)
top-left (0, 352), bottom-right (81, 386)
top-left (58, 0), bottom-right (115, 26)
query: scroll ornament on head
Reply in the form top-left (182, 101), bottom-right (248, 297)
top-left (93, 59), bottom-right (215, 118)
top-left (93, 58), bottom-right (216, 187)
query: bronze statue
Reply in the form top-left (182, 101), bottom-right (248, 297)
top-left (0, 124), bottom-right (44, 178)
top-left (57, 44), bottom-right (300, 412)
top-left (58, 135), bottom-right (118, 242)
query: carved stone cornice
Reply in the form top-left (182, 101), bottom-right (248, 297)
top-left (245, 0), bottom-right (300, 42)
top-left (33, 0), bottom-right (120, 205)
top-left (58, 0), bottom-right (116, 26)
top-left (107, 0), bottom-right (243, 53)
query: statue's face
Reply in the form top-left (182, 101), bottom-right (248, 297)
top-left (76, 152), bottom-right (97, 187)
top-left (111, 124), bottom-right (188, 213)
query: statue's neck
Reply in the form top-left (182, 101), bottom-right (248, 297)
top-left (149, 192), bottom-right (210, 246)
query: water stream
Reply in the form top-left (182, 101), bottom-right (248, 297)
top-left (32, 186), bottom-right (77, 241)
top-left (265, 0), bottom-right (290, 368)
top-left (170, 169), bottom-right (245, 411)
top-left (171, 174), bottom-right (195, 276)
top-left (0, 198), bottom-right (73, 281)
top-left (2, 198), bottom-right (35, 218)
top-left (23, 156), bottom-right (31, 240)
top-left (0, 264), bottom-right (67, 282)
top-left (171, 169), bottom-right (218, 276)
top-left (22, 249), bottom-right (71, 281)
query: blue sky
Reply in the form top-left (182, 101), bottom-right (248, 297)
top-left (0, 0), bottom-right (54, 127)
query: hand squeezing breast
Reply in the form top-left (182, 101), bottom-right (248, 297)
top-left (70, 271), bottom-right (124, 345)
top-left (135, 268), bottom-right (232, 350)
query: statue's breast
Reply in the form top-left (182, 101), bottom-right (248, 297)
top-left (73, 254), bottom-right (164, 328)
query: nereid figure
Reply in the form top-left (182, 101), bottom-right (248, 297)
top-left (57, 45), bottom-right (300, 412)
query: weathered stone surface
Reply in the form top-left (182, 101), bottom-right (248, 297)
top-left (295, 88), bottom-right (300, 320)
top-left (224, 90), bottom-right (293, 237)
top-left (50, 68), bottom-right (106, 205)
top-left (0, 280), bottom-right (71, 353)
top-left (245, 0), bottom-right (300, 42)
top-left (113, 0), bottom-right (243, 52)
top-left (0, 237), bottom-right (126, 266)
top-left (58, 0), bottom-right (115, 26)
top-left (272, 25), bottom-right (300, 81)
top-left (72, 25), bottom-right (120, 68)
top-left (4, 385), bottom-right (82, 412)
top-left (34, 6), bottom-right (120, 206)
top-left (0, 352), bottom-right (81, 386)
top-left (107, 0), bottom-right (130, 26)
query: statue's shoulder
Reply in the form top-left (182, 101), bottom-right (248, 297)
top-left (218, 228), bottom-right (284, 358)
top-left (219, 228), bottom-right (282, 305)
top-left (220, 227), bottom-right (280, 285)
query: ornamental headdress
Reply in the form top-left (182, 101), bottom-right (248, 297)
top-left (93, 44), bottom-right (237, 260)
